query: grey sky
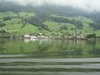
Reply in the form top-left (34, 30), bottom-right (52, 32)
top-left (1, 0), bottom-right (100, 12)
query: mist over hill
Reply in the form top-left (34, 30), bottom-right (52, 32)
top-left (0, 1), bottom-right (100, 20)
top-left (0, 0), bottom-right (100, 37)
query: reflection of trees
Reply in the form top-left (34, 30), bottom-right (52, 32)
top-left (1, 38), bottom-right (100, 58)
top-left (60, 40), bottom-right (98, 58)
top-left (53, 40), bottom-right (84, 58)
top-left (36, 40), bottom-right (51, 53)
top-left (59, 40), bottom-right (84, 51)
top-left (0, 39), bottom-right (6, 53)
top-left (91, 49), bottom-right (100, 57)
top-left (20, 46), bottom-right (24, 53)
top-left (38, 44), bottom-right (50, 52)
top-left (88, 40), bottom-right (100, 57)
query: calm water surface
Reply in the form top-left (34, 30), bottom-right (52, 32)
top-left (0, 38), bottom-right (100, 75)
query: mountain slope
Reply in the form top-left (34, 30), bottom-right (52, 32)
top-left (0, 2), bottom-right (100, 37)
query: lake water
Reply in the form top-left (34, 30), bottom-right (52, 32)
top-left (0, 38), bottom-right (100, 75)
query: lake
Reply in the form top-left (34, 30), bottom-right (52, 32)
top-left (0, 38), bottom-right (100, 75)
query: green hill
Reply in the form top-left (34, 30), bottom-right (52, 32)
top-left (0, 2), bottom-right (100, 37)
top-left (0, 12), bottom-right (39, 36)
top-left (0, 11), bottom-right (100, 37)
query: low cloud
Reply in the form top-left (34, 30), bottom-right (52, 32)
top-left (1, 0), bottom-right (100, 12)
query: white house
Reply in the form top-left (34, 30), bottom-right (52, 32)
top-left (24, 34), bottom-right (30, 39)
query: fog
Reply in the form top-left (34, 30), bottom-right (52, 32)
top-left (0, 0), bottom-right (100, 12)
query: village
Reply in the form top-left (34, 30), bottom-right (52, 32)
top-left (23, 32), bottom-right (87, 40)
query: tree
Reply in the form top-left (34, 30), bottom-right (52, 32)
top-left (3, 16), bottom-right (12, 21)
top-left (86, 33), bottom-right (96, 39)
top-left (0, 22), bottom-right (6, 27)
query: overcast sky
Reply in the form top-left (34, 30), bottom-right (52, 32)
top-left (1, 0), bottom-right (100, 12)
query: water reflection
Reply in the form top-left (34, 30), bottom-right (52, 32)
top-left (0, 39), bottom-right (100, 58)
top-left (0, 39), bottom-right (100, 75)
top-left (24, 39), bottom-right (37, 43)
